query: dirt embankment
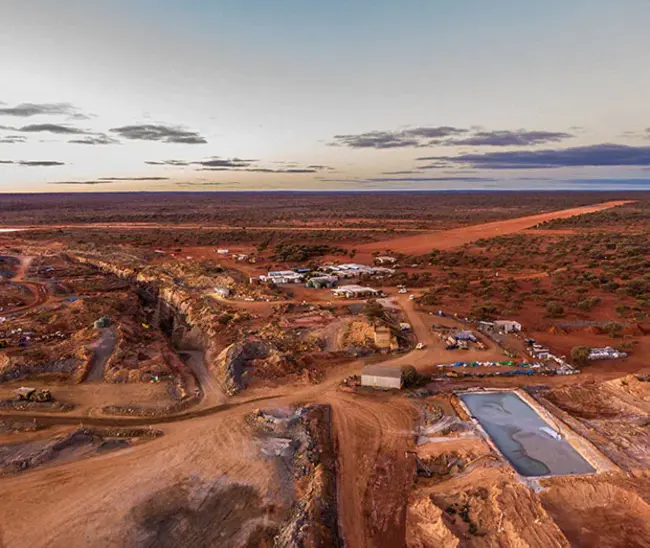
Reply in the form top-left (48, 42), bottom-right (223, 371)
top-left (0, 427), bottom-right (162, 475)
top-left (540, 476), bottom-right (650, 548)
top-left (327, 394), bottom-right (418, 547)
top-left (72, 255), bottom-right (222, 399)
top-left (271, 405), bottom-right (341, 547)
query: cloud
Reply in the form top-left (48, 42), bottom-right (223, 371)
top-left (17, 123), bottom-right (88, 135)
top-left (381, 170), bottom-right (420, 175)
top-left (329, 126), bottom-right (576, 149)
top-left (48, 180), bottom-right (120, 185)
top-left (110, 124), bottom-right (207, 144)
top-left (0, 136), bottom-right (26, 144)
top-left (145, 159), bottom-right (191, 166)
top-left (18, 161), bottom-right (65, 167)
top-left (0, 102), bottom-right (84, 118)
top-left (564, 178), bottom-right (650, 186)
top-left (194, 157), bottom-right (256, 168)
top-left (243, 167), bottom-right (317, 173)
top-left (417, 144), bottom-right (650, 169)
top-left (445, 129), bottom-right (572, 147)
top-left (196, 167), bottom-right (319, 173)
top-left (175, 182), bottom-right (236, 187)
top-left (315, 178), bottom-right (362, 183)
top-left (147, 156), bottom-right (327, 173)
top-left (365, 176), bottom-right (497, 182)
top-left (68, 134), bottom-right (119, 145)
top-left (329, 126), bottom-right (466, 149)
top-left (97, 177), bottom-right (169, 181)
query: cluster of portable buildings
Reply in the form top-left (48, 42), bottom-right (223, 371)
top-left (321, 263), bottom-right (395, 278)
top-left (478, 320), bottom-right (522, 334)
top-left (251, 262), bottom-right (394, 298)
top-left (589, 346), bottom-right (627, 360)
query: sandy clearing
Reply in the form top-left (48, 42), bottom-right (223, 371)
top-left (355, 200), bottom-right (631, 254)
top-left (0, 406), bottom-right (284, 547)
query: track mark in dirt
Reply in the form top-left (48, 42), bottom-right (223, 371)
top-left (327, 394), bottom-right (417, 548)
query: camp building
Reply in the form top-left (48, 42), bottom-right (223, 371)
top-left (361, 365), bottom-right (403, 389)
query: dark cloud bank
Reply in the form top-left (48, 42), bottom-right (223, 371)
top-left (110, 124), bottom-right (207, 144)
top-left (417, 144), bottom-right (650, 169)
top-left (329, 127), bottom-right (573, 149)
top-left (146, 156), bottom-right (334, 173)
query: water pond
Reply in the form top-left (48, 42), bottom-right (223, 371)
top-left (461, 391), bottom-right (595, 477)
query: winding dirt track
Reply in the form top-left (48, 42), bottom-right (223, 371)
top-left (356, 200), bottom-right (631, 254)
top-left (2, 256), bottom-right (50, 316)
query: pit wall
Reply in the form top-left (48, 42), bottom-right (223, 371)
top-left (72, 255), bottom-right (224, 389)
top-left (453, 388), bottom-right (617, 477)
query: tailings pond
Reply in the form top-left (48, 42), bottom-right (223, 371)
top-left (461, 391), bottom-right (595, 477)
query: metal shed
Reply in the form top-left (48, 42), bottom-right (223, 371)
top-left (361, 365), bottom-right (403, 389)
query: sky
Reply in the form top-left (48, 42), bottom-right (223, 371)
top-left (1, 0), bottom-right (650, 192)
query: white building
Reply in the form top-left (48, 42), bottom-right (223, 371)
top-left (361, 365), bottom-right (403, 389)
top-left (375, 256), bottom-right (397, 265)
top-left (493, 320), bottom-right (522, 333)
top-left (332, 284), bottom-right (382, 299)
top-left (589, 346), bottom-right (627, 360)
top-left (261, 270), bottom-right (304, 284)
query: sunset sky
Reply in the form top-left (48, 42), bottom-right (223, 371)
top-left (2, 0), bottom-right (650, 192)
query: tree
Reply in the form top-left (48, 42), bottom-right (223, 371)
top-left (546, 302), bottom-right (565, 317)
top-left (571, 345), bottom-right (591, 366)
top-left (364, 300), bottom-right (384, 319)
top-left (402, 365), bottom-right (419, 387)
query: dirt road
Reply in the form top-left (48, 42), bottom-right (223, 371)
top-left (179, 350), bottom-right (228, 408)
top-left (85, 328), bottom-right (117, 382)
top-left (356, 200), bottom-right (631, 254)
top-left (2, 256), bottom-right (50, 316)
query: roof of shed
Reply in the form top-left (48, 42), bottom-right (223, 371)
top-left (361, 365), bottom-right (403, 378)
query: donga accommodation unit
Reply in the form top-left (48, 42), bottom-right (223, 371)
top-left (306, 275), bottom-right (338, 289)
top-left (493, 320), bottom-right (522, 333)
top-left (453, 330), bottom-right (477, 342)
top-left (589, 346), bottom-right (627, 360)
top-left (332, 284), bottom-right (382, 299)
top-left (361, 365), bottom-right (403, 389)
top-left (261, 270), bottom-right (304, 284)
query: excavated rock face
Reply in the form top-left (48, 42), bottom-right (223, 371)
top-left (214, 341), bottom-right (270, 395)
